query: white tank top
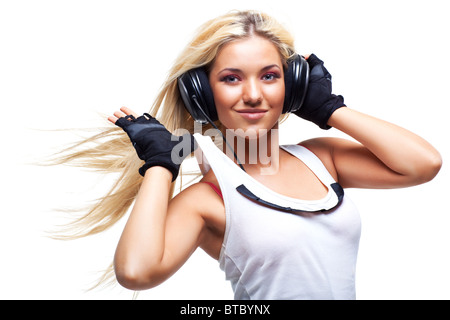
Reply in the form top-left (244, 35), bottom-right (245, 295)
top-left (193, 133), bottom-right (361, 300)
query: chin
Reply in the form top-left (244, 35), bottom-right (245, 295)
top-left (219, 112), bottom-right (280, 138)
top-left (225, 123), bottom-right (278, 141)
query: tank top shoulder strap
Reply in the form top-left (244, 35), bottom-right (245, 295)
top-left (280, 144), bottom-right (336, 185)
top-left (193, 132), bottom-right (242, 193)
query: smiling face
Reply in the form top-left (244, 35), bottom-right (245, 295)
top-left (208, 35), bottom-right (285, 136)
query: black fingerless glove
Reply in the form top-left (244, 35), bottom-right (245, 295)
top-left (294, 54), bottom-right (346, 129)
top-left (116, 113), bottom-right (197, 181)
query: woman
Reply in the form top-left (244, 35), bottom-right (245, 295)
top-left (60, 11), bottom-right (441, 299)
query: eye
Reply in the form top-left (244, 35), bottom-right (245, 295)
top-left (261, 72), bottom-right (281, 81)
top-left (220, 74), bottom-right (241, 83)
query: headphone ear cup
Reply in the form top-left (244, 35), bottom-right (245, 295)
top-left (178, 68), bottom-right (217, 124)
top-left (283, 54), bottom-right (309, 114)
top-left (283, 61), bottom-right (295, 114)
top-left (195, 69), bottom-right (217, 122)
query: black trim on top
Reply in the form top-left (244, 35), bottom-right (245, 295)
top-left (235, 182), bottom-right (344, 213)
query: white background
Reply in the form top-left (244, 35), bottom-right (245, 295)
top-left (1, 0), bottom-right (449, 300)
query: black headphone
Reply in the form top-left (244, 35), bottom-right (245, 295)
top-left (178, 54), bottom-right (309, 124)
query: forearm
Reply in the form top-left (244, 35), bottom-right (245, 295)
top-left (114, 166), bottom-right (173, 285)
top-left (328, 107), bottom-right (442, 181)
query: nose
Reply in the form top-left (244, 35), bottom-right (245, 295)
top-left (242, 78), bottom-right (262, 106)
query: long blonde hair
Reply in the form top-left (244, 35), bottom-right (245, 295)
top-left (52, 10), bottom-right (297, 286)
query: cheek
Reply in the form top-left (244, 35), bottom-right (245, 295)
top-left (211, 85), bottom-right (241, 121)
top-left (265, 83), bottom-right (285, 110)
top-left (213, 85), bottom-right (240, 108)
top-left (213, 83), bottom-right (285, 109)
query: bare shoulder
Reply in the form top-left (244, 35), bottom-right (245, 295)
top-left (170, 171), bottom-right (225, 228)
top-left (300, 136), bottom-right (358, 153)
top-left (170, 179), bottom-right (222, 216)
top-left (299, 137), bottom-right (361, 181)
top-left (169, 171), bottom-right (225, 259)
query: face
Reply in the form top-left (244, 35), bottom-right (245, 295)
top-left (208, 36), bottom-right (285, 136)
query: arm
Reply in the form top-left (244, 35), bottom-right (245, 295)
top-left (304, 108), bottom-right (442, 189)
top-left (109, 107), bottom-right (206, 290)
top-left (296, 54), bottom-right (441, 189)
top-left (114, 167), bottom-right (206, 290)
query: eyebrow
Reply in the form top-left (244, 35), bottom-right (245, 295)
top-left (218, 64), bottom-right (281, 74)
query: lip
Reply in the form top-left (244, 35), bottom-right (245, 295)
top-left (235, 109), bottom-right (268, 120)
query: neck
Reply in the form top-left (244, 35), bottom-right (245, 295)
top-left (222, 124), bottom-right (280, 176)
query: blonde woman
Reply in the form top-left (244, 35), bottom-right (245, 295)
top-left (60, 11), bottom-right (441, 299)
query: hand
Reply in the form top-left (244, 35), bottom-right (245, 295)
top-left (109, 107), bottom-right (197, 180)
top-left (294, 54), bottom-right (346, 129)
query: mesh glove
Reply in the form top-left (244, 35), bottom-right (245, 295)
top-left (294, 54), bottom-right (346, 129)
top-left (116, 113), bottom-right (197, 181)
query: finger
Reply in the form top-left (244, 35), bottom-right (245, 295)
top-left (114, 111), bottom-right (126, 119)
top-left (304, 53), bottom-right (311, 59)
top-left (109, 110), bottom-right (129, 126)
top-left (108, 115), bottom-right (118, 124)
top-left (306, 54), bottom-right (324, 68)
top-left (120, 106), bottom-right (139, 118)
